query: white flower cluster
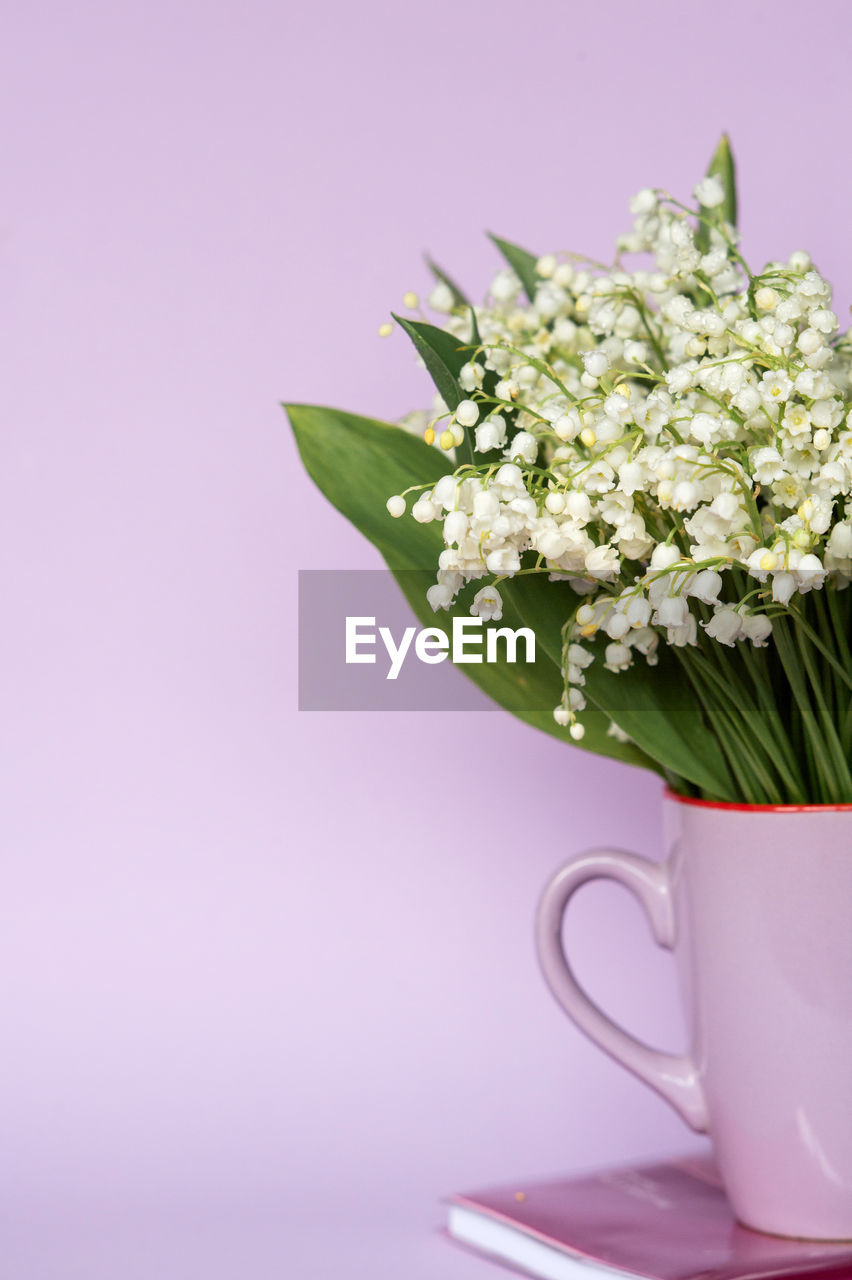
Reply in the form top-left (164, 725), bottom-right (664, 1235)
top-left (386, 176), bottom-right (852, 737)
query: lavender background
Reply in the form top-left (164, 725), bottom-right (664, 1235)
top-left (2, 2), bottom-right (851, 1275)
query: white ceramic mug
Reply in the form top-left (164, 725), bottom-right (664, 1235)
top-left (536, 788), bottom-right (852, 1240)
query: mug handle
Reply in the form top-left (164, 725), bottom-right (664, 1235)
top-left (536, 847), bottom-right (709, 1133)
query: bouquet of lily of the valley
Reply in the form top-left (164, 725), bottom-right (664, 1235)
top-left (288, 137), bottom-right (852, 806)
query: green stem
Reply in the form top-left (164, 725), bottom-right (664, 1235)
top-left (675, 650), bottom-right (775, 803)
top-left (793, 617), bottom-right (851, 800)
top-left (738, 643), bottom-right (807, 803)
top-left (785, 605), bottom-right (852, 694)
top-left (773, 617), bottom-right (839, 803)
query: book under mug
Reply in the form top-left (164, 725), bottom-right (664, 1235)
top-left (446, 1155), bottom-right (852, 1280)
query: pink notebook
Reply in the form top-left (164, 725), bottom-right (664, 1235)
top-left (446, 1156), bottom-right (852, 1280)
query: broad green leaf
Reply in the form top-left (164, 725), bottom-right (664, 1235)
top-left (707, 132), bottom-right (737, 227)
top-left (392, 314), bottom-right (474, 466)
top-left (286, 403), bottom-right (656, 773)
top-left (425, 256), bottom-right (470, 308)
top-left (488, 233), bottom-right (539, 302)
top-left (468, 304), bottom-right (482, 348)
top-left (696, 133), bottom-right (738, 253)
top-left (287, 403), bottom-right (453, 556)
top-left (583, 653), bottom-right (735, 801)
top-left (503, 571), bottom-right (736, 800)
top-left (391, 315), bottom-right (469, 410)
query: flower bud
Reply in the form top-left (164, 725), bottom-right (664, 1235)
top-left (455, 399), bottom-right (480, 427)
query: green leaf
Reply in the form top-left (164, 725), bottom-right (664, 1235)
top-left (285, 403), bottom-right (655, 773)
top-left (502, 571), bottom-right (736, 800)
top-left (425, 256), bottom-right (470, 308)
top-left (488, 233), bottom-right (539, 302)
top-left (583, 652), bottom-right (735, 801)
top-left (708, 133), bottom-right (737, 228)
top-left (391, 314), bottom-right (474, 466)
top-left (391, 315), bottom-right (469, 410)
top-left (696, 133), bottom-right (738, 253)
top-left (468, 304), bottom-right (482, 348)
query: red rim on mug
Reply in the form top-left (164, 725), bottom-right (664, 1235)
top-left (664, 786), bottom-right (852, 814)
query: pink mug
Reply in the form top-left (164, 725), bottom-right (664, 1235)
top-left (536, 787), bottom-right (852, 1240)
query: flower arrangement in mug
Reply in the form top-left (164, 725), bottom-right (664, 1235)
top-left (287, 137), bottom-right (852, 807)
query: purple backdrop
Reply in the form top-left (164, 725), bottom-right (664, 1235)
top-left (1, 1), bottom-right (851, 1275)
